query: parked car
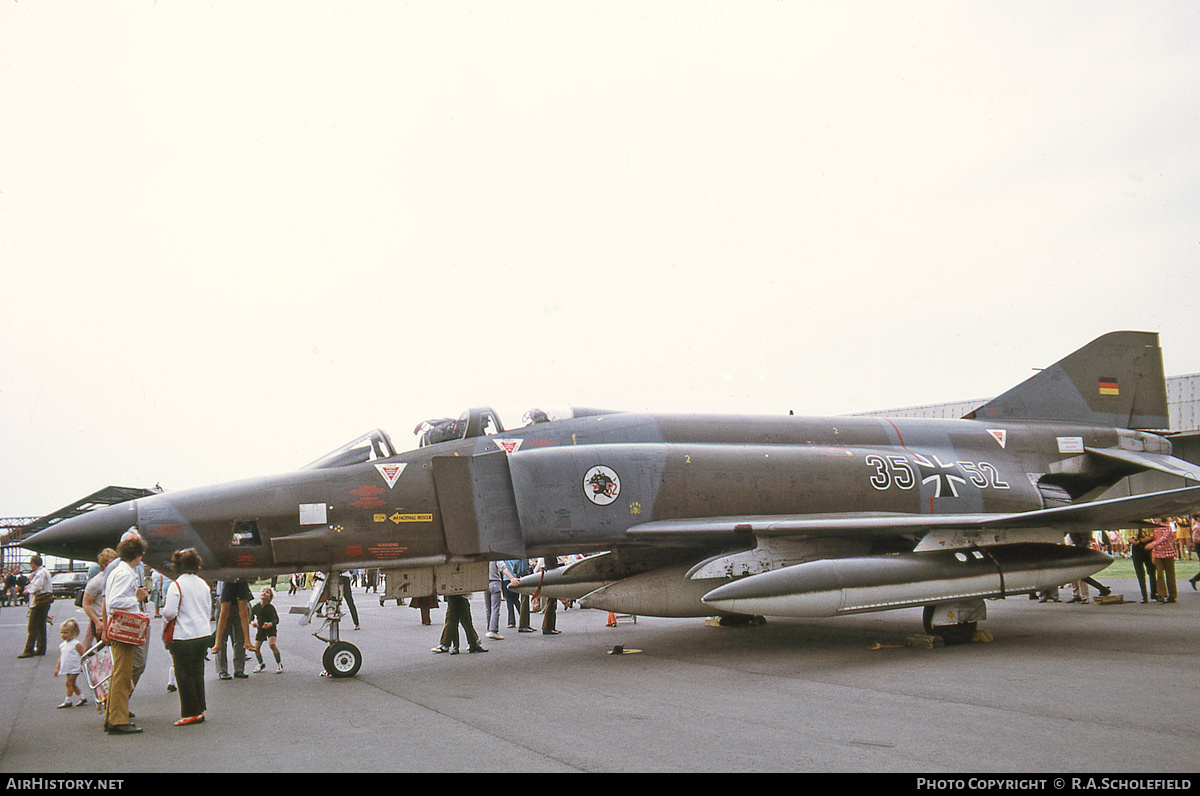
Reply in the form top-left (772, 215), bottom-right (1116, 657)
top-left (51, 571), bottom-right (89, 600)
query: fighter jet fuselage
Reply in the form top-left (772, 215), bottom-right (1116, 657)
top-left (22, 331), bottom-right (1200, 665)
top-left (27, 413), bottom-right (1168, 581)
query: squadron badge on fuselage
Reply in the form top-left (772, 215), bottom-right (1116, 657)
top-left (583, 465), bottom-right (621, 506)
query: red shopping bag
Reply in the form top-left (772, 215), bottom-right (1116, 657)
top-left (106, 611), bottom-right (149, 645)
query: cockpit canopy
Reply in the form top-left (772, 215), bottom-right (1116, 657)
top-left (303, 429), bottom-right (397, 470)
top-left (414, 407), bottom-right (505, 447)
top-left (305, 406), bottom-right (621, 467)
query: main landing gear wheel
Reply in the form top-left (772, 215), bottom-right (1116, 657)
top-left (922, 605), bottom-right (977, 645)
top-left (322, 641), bottom-right (362, 678)
top-left (715, 613), bottom-right (767, 627)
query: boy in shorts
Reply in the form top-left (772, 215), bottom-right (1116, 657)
top-left (250, 587), bottom-right (283, 673)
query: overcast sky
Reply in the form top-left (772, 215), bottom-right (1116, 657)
top-left (3, 2), bottom-right (1199, 520)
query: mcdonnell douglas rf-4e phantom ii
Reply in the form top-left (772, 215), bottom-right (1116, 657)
top-left (22, 331), bottom-right (1200, 676)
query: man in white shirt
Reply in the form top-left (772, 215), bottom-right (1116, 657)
top-left (99, 530), bottom-right (151, 687)
top-left (17, 556), bottom-right (53, 658)
top-left (103, 536), bottom-right (149, 735)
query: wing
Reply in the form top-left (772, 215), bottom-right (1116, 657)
top-left (1085, 448), bottom-right (1200, 481)
top-left (624, 483), bottom-right (1200, 544)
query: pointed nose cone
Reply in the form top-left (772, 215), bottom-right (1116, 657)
top-left (21, 501), bottom-right (138, 560)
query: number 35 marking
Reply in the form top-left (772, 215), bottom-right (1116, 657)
top-left (865, 455), bottom-right (916, 490)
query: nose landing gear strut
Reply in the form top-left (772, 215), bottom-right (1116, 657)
top-left (297, 571), bottom-right (363, 678)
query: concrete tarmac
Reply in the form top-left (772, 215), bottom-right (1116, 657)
top-left (0, 577), bottom-right (1195, 774)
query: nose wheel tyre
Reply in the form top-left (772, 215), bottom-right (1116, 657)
top-left (322, 641), bottom-right (362, 678)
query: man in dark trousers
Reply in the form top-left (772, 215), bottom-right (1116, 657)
top-left (18, 556), bottom-right (52, 658)
top-left (431, 594), bottom-right (487, 654)
top-left (541, 556), bottom-right (563, 635)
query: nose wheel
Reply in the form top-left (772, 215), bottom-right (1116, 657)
top-left (322, 641), bottom-right (362, 678)
top-left (304, 572), bottom-right (365, 678)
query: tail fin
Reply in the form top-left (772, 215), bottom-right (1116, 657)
top-left (965, 331), bottom-right (1169, 430)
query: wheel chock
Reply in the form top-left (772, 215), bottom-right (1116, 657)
top-left (906, 634), bottom-right (944, 649)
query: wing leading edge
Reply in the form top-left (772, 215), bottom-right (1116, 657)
top-left (624, 483), bottom-right (1200, 546)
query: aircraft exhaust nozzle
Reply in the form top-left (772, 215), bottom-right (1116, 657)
top-left (702, 543), bottom-right (1112, 618)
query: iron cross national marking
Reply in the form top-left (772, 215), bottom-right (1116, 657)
top-left (913, 453), bottom-right (967, 498)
